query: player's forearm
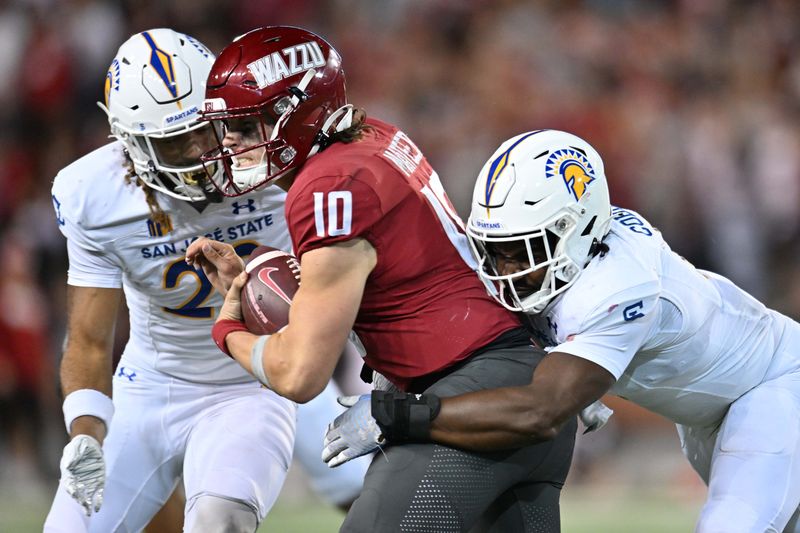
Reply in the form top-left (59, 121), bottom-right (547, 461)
top-left (60, 341), bottom-right (113, 398)
top-left (226, 329), bottom-right (334, 403)
top-left (262, 329), bottom-right (338, 403)
top-left (60, 342), bottom-right (114, 442)
top-left (428, 386), bottom-right (569, 451)
top-left (226, 330), bottom-right (260, 373)
top-left (61, 286), bottom-right (120, 398)
top-left (60, 286), bottom-right (121, 442)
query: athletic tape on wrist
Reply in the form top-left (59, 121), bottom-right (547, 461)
top-left (250, 334), bottom-right (272, 388)
top-left (63, 388), bottom-right (114, 434)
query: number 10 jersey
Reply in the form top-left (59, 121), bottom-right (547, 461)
top-left (286, 118), bottom-right (521, 389)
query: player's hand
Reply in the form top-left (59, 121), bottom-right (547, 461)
top-left (322, 395), bottom-right (385, 468)
top-left (185, 237), bottom-right (245, 294)
top-left (579, 400), bottom-right (614, 434)
top-left (59, 434), bottom-right (106, 516)
top-left (218, 272), bottom-right (247, 322)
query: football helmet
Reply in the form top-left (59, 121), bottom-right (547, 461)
top-left (200, 26), bottom-right (349, 196)
top-left (467, 130), bottom-right (612, 313)
top-left (99, 29), bottom-right (220, 202)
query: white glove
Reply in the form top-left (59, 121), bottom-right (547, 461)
top-left (579, 400), bottom-right (614, 434)
top-left (322, 395), bottom-right (385, 468)
top-left (59, 435), bottom-right (106, 516)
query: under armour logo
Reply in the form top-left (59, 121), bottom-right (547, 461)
top-left (546, 316), bottom-right (558, 335)
top-left (117, 366), bottom-right (137, 381)
top-left (232, 199), bottom-right (256, 214)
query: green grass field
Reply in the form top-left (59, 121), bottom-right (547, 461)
top-left (258, 488), bottom-right (701, 533)
top-left (9, 484), bottom-right (701, 532)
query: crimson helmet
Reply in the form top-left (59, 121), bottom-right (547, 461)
top-left (200, 26), bottom-right (348, 196)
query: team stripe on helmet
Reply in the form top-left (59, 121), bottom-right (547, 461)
top-left (484, 129), bottom-right (545, 206)
top-left (141, 31), bottom-right (179, 100)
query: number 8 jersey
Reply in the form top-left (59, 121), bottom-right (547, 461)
top-left (286, 118), bottom-right (521, 389)
top-left (51, 142), bottom-right (292, 383)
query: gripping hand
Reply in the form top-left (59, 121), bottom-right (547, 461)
top-left (59, 435), bottom-right (106, 516)
top-left (579, 400), bottom-right (614, 434)
top-left (322, 395), bottom-right (385, 468)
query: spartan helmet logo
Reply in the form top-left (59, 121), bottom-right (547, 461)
top-left (104, 59), bottom-right (121, 107)
top-left (545, 149), bottom-right (596, 201)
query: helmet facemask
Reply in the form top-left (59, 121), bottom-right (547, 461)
top-left (468, 211), bottom-right (583, 314)
top-left (202, 69), bottom-right (328, 196)
top-left (110, 117), bottom-right (224, 202)
top-left (201, 106), bottom-right (284, 196)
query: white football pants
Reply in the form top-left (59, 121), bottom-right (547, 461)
top-left (678, 315), bottom-right (800, 533)
top-left (43, 360), bottom-right (296, 532)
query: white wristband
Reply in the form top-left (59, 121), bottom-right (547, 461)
top-left (63, 388), bottom-right (114, 434)
top-left (250, 335), bottom-right (272, 388)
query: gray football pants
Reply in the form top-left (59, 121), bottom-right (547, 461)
top-left (342, 345), bottom-right (577, 533)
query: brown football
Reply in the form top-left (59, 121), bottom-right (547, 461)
top-left (241, 246), bottom-right (301, 335)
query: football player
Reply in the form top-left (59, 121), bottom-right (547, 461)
top-left (326, 130), bottom-right (800, 532)
top-left (189, 26), bottom-right (577, 532)
top-left (43, 29), bottom-right (367, 533)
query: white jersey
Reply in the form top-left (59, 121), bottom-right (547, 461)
top-left (51, 141), bottom-right (292, 383)
top-left (531, 206), bottom-right (789, 427)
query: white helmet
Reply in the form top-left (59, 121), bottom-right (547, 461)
top-left (99, 29), bottom-right (220, 202)
top-left (467, 130), bottom-right (612, 313)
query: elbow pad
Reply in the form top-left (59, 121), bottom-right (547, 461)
top-left (371, 391), bottom-right (441, 442)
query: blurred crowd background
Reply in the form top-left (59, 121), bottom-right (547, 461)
top-left (1, 0), bottom-right (798, 529)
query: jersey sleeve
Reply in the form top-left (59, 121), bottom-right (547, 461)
top-left (65, 237), bottom-right (122, 288)
top-left (286, 171), bottom-right (386, 258)
top-left (553, 283), bottom-right (659, 379)
top-left (52, 172), bottom-right (123, 288)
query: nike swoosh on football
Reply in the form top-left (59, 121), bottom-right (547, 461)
top-left (257, 267), bottom-right (293, 305)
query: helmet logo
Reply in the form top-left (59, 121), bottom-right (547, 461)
top-left (204, 98), bottom-right (227, 112)
top-left (247, 41), bottom-right (326, 89)
top-left (141, 31), bottom-right (180, 103)
top-left (545, 149), bottom-right (595, 201)
top-left (484, 130), bottom-right (544, 208)
top-left (104, 59), bottom-right (121, 107)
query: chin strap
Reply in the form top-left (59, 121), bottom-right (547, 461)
top-left (309, 104), bottom-right (355, 157)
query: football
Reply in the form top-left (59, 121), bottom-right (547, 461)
top-left (240, 246), bottom-right (301, 335)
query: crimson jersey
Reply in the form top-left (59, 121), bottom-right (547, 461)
top-left (286, 118), bottom-right (520, 388)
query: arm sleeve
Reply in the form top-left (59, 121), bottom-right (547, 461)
top-left (287, 172), bottom-right (386, 258)
top-left (553, 285), bottom-right (659, 379)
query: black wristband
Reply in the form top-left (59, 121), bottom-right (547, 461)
top-left (371, 391), bottom-right (442, 442)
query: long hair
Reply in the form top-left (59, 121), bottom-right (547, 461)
top-left (121, 152), bottom-right (171, 231)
